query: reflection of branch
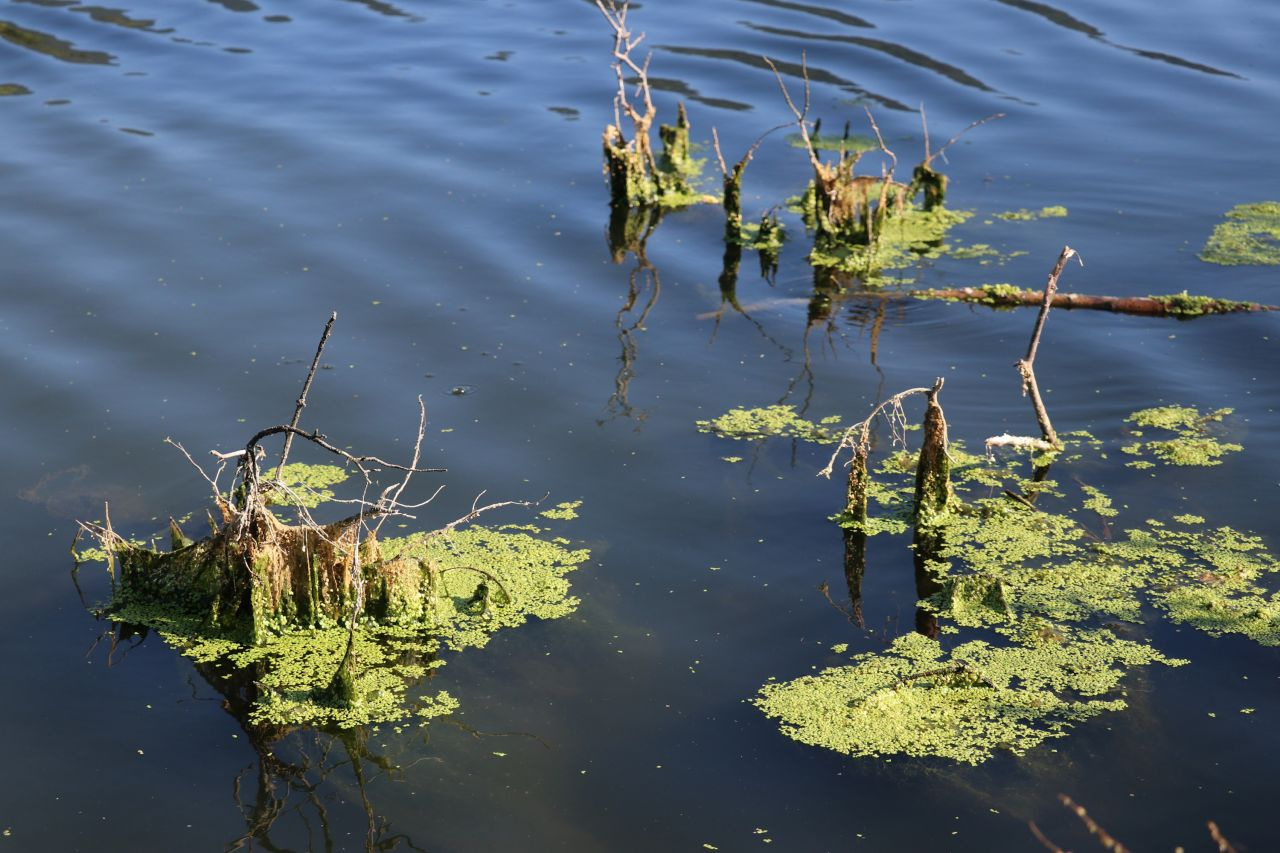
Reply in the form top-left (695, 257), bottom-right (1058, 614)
top-left (603, 242), bottom-right (661, 424)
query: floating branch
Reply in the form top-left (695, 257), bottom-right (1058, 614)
top-left (914, 285), bottom-right (1278, 317)
top-left (697, 287), bottom-right (1277, 320)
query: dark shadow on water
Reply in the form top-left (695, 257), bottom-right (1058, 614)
top-left (738, 0), bottom-right (875, 31)
top-left (995, 0), bottom-right (1242, 78)
top-left (740, 22), bottom-right (1025, 102)
top-left (0, 18), bottom-right (115, 64)
top-left (655, 46), bottom-right (911, 112)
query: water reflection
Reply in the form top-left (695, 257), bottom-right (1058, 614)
top-left (995, 0), bottom-right (1241, 78)
top-left (601, 205), bottom-right (663, 425)
top-left (656, 46), bottom-right (910, 112)
top-left (740, 22), bottom-right (1010, 98)
top-left (644, 76), bottom-right (754, 112)
top-left (0, 18), bottom-right (115, 63)
top-left (94, 619), bottom-right (436, 852)
top-left (739, 0), bottom-right (875, 31)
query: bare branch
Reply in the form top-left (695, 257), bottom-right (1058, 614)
top-left (166, 437), bottom-right (228, 504)
top-left (819, 380), bottom-right (942, 478)
top-left (863, 106), bottom-right (896, 174)
top-left (1027, 821), bottom-right (1066, 853)
top-left (766, 55), bottom-right (822, 174)
top-left (373, 396), bottom-right (431, 537)
top-left (1017, 246), bottom-right (1082, 448)
top-left (711, 127), bottom-right (728, 177)
top-left (278, 311), bottom-right (337, 478)
top-left (1207, 820), bottom-right (1239, 853)
top-left (1058, 794), bottom-right (1131, 853)
top-left (425, 490), bottom-right (550, 541)
top-left (244, 425), bottom-right (446, 480)
top-left (924, 112), bottom-right (1006, 167)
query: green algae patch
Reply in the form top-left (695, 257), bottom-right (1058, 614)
top-left (787, 131), bottom-right (876, 153)
top-left (696, 405), bottom-right (844, 443)
top-left (98, 520), bottom-right (588, 729)
top-left (377, 524), bottom-right (587, 651)
top-left (993, 206), bottom-right (1068, 221)
top-left (1122, 405), bottom-right (1241, 467)
top-left (754, 629), bottom-right (1180, 765)
top-left (540, 500), bottom-right (583, 520)
top-left (268, 463), bottom-right (351, 508)
top-left (1199, 202), bottom-right (1280, 265)
top-left (1148, 291), bottom-right (1259, 316)
top-left (805, 202), bottom-right (973, 282)
top-left (1104, 518), bottom-right (1280, 646)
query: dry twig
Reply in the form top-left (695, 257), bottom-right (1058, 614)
top-left (1017, 246), bottom-right (1081, 448)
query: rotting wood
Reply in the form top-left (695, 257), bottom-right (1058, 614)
top-left (913, 286), bottom-right (1277, 316)
top-left (1016, 246), bottom-right (1079, 449)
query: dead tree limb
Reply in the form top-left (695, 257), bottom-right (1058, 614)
top-left (1058, 795), bottom-right (1131, 853)
top-left (914, 287), bottom-right (1278, 316)
top-left (277, 311), bottom-right (337, 479)
top-left (1016, 247), bottom-right (1080, 448)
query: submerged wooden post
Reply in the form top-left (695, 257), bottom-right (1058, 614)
top-left (911, 378), bottom-right (949, 639)
top-left (912, 378), bottom-right (951, 524)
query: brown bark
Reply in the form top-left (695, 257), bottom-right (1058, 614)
top-left (913, 287), bottom-right (1277, 316)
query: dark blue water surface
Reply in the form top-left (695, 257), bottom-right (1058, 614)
top-left (2, 0), bottom-right (1278, 849)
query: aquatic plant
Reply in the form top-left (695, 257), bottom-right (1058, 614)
top-left (1121, 405), bottom-right (1241, 467)
top-left (1199, 201), bottom-right (1280, 265)
top-left (695, 404), bottom-right (844, 443)
top-left (701, 250), bottom-right (1278, 764)
top-left (77, 315), bottom-right (589, 729)
top-left (754, 629), bottom-right (1180, 765)
top-left (596, 1), bottom-right (711, 209)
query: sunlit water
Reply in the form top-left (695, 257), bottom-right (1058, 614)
top-left (1, 0), bottom-right (1277, 849)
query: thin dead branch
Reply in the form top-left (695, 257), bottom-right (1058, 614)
top-left (1017, 246), bottom-right (1081, 448)
top-left (277, 311), bottom-right (337, 479)
top-left (1207, 820), bottom-right (1239, 853)
top-left (1059, 794), bottom-right (1131, 853)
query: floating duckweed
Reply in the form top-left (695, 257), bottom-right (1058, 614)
top-left (268, 463), bottom-right (350, 508)
top-left (949, 243), bottom-right (1001, 260)
top-left (1104, 518), bottom-right (1280, 646)
top-left (1199, 201), bottom-right (1280, 266)
top-left (705, 403), bottom-right (1275, 761)
top-left (103, 521), bottom-right (588, 728)
top-left (695, 405), bottom-right (844, 443)
top-left (754, 630), bottom-right (1180, 765)
top-left (540, 500), bottom-right (582, 520)
top-left (1122, 406), bottom-right (1241, 467)
top-left (993, 206), bottom-right (1068, 221)
top-left (1127, 405), bottom-right (1230, 431)
top-left (786, 132), bottom-right (876, 152)
top-left (806, 204), bottom-right (973, 282)
top-left (1080, 485), bottom-right (1119, 518)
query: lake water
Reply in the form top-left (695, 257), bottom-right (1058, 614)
top-left (1, 0), bottom-right (1277, 849)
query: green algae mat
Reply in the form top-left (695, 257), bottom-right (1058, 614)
top-left (700, 402), bottom-right (1277, 764)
